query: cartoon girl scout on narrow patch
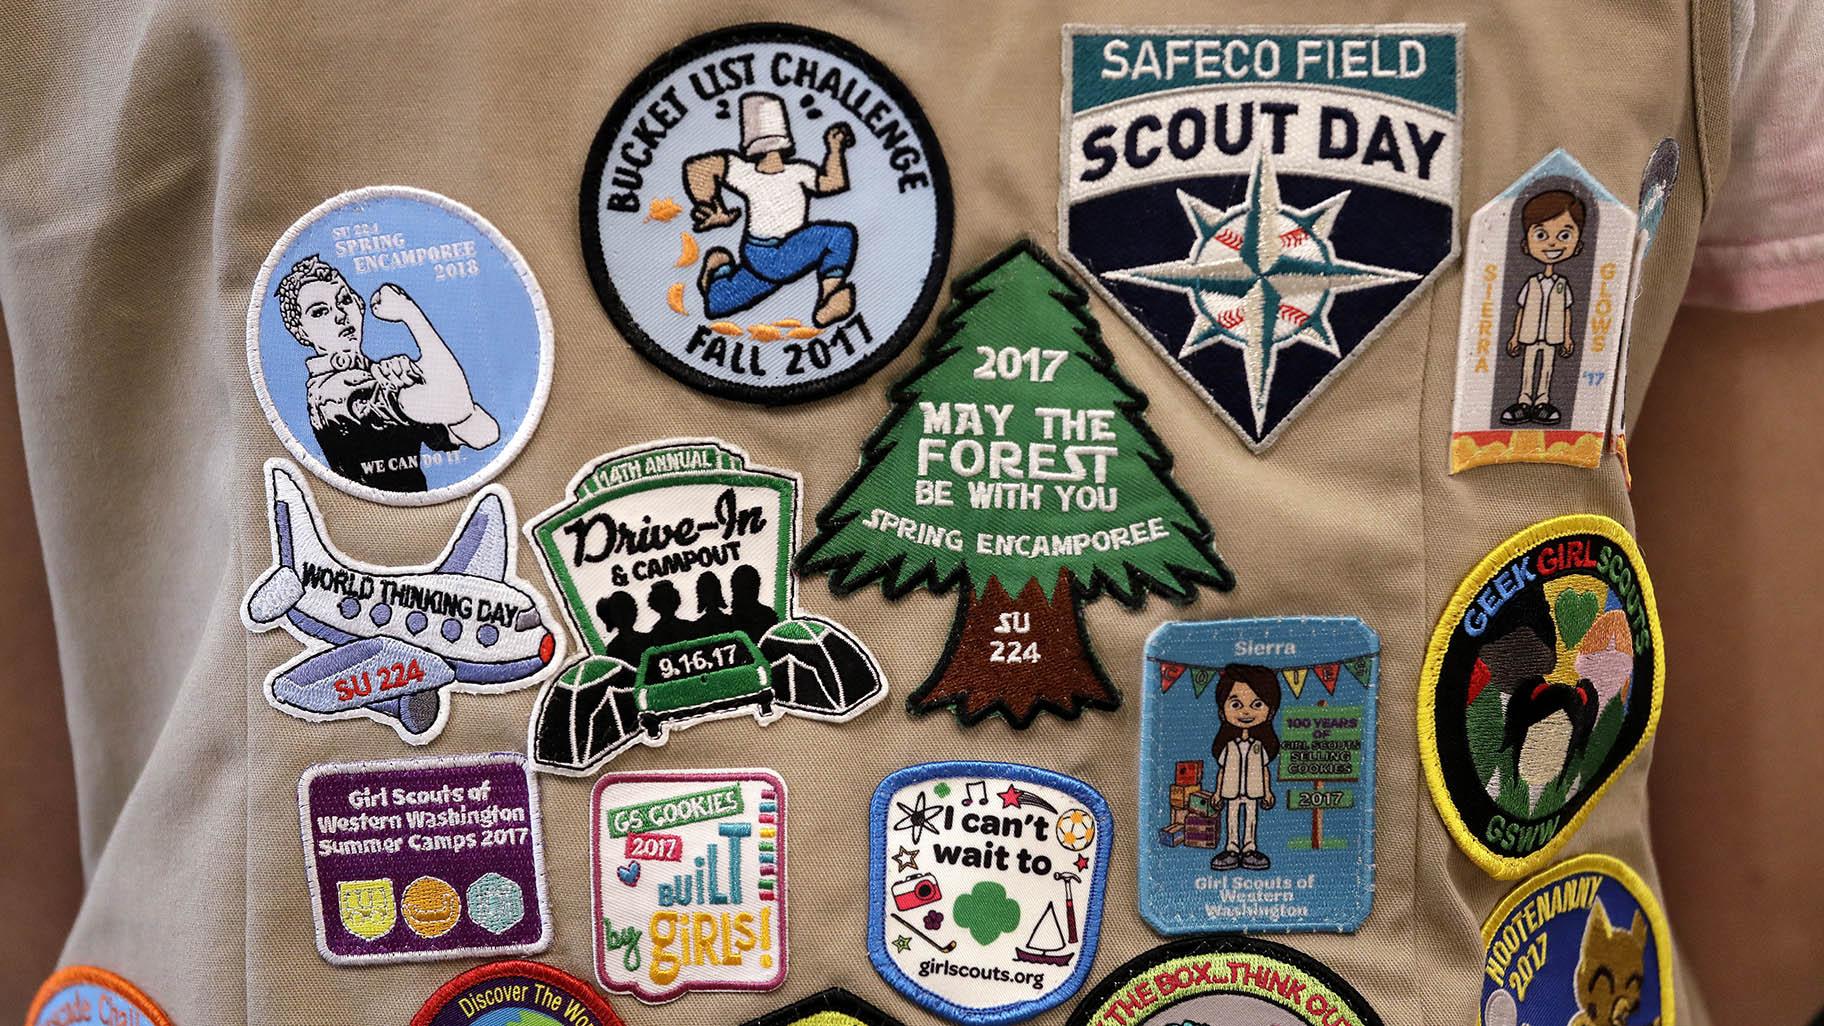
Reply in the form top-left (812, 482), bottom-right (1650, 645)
top-left (1210, 664), bottom-right (1282, 872)
top-left (1502, 189), bottom-right (1586, 427)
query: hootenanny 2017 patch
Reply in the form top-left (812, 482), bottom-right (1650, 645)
top-left (1450, 150), bottom-right (1638, 472)
top-left (1141, 617), bottom-right (1380, 934)
top-left (411, 959), bottom-right (625, 1026)
top-left (869, 761), bottom-right (1113, 1025)
top-left (1063, 936), bottom-right (1383, 1026)
top-left (1061, 26), bottom-right (1462, 451)
top-left (581, 24), bottom-right (952, 404)
top-left (743, 988), bottom-right (908, 1026)
top-left (28, 966), bottom-right (174, 1026)
top-left (591, 769), bottom-right (787, 1002)
top-left (523, 440), bottom-right (885, 773)
top-left (1420, 515), bottom-right (1664, 879)
top-left (1481, 855), bottom-right (1675, 1026)
top-left (243, 459), bottom-right (563, 745)
top-left (298, 753), bottom-right (550, 964)
top-left (797, 242), bottom-right (1232, 730)
top-left (248, 186), bottom-right (553, 506)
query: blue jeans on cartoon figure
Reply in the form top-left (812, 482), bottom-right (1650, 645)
top-left (704, 222), bottom-right (858, 318)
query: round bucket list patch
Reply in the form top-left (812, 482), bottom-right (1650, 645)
top-left (743, 988), bottom-right (908, 1026)
top-left (581, 23), bottom-right (952, 404)
top-left (1480, 855), bottom-right (1674, 1026)
top-left (869, 761), bottom-right (1113, 1025)
top-left (412, 960), bottom-right (625, 1026)
top-left (1063, 936), bottom-right (1382, 1026)
top-left (1420, 515), bottom-right (1664, 878)
top-left (299, 753), bottom-right (551, 965)
top-left (591, 769), bottom-right (788, 1003)
top-left (1141, 617), bottom-right (1380, 934)
top-left (248, 186), bottom-right (553, 505)
top-left (28, 966), bottom-right (174, 1026)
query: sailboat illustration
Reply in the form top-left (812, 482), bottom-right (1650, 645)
top-left (1012, 902), bottom-right (1075, 966)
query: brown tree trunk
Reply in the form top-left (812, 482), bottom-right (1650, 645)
top-left (907, 569), bottom-right (1120, 728)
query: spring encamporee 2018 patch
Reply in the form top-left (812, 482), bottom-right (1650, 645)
top-left (1481, 855), bottom-right (1674, 1026)
top-left (411, 960), bottom-right (625, 1026)
top-left (1063, 936), bottom-right (1383, 1026)
top-left (743, 988), bottom-right (908, 1026)
top-left (1450, 151), bottom-right (1639, 472)
top-left (580, 23), bottom-right (952, 404)
top-left (1061, 26), bottom-right (1462, 452)
top-left (298, 753), bottom-right (550, 965)
top-left (248, 186), bottom-right (553, 505)
top-left (523, 440), bottom-right (885, 774)
top-left (869, 762), bottom-right (1113, 1025)
top-left (1141, 618), bottom-right (1380, 934)
top-left (591, 769), bottom-right (787, 1003)
top-left (798, 242), bottom-right (1232, 729)
top-left (1420, 515), bottom-right (1664, 879)
top-left (1611, 140), bottom-right (1682, 489)
top-left (28, 966), bottom-right (174, 1026)
top-left (243, 459), bottom-right (562, 744)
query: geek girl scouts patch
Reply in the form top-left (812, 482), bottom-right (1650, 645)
top-left (743, 989), bottom-right (907, 1026)
top-left (1450, 150), bottom-right (1637, 472)
top-left (581, 24), bottom-right (952, 404)
top-left (1061, 26), bottom-right (1462, 451)
top-left (298, 753), bottom-right (550, 964)
top-left (411, 960), bottom-right (624, 1026)
top-left (1141, 617), bottom-right (1380, 934)
top-left (869, 761), bottom-right (1113, 1025)
top-left (243, 459), bottom-right (562, 745)
top-left (591, 769), bottom-right (787, 1002)
top-left (1481, 855), bottom-right (1674, 1026)
top-left (248, 186), bottom-right (553, 505)
top-left (28, 966), bottom-right (173, 1026)
top-left (1064, 936), bottom-right (1382, 1026)
top-left (523, 440), bottom-right (885, 774)
top-left (1420, 515), bottom-right (1664, 878)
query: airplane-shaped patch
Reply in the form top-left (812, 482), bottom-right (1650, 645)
top-left (243, 458), bottom-right (563, 743)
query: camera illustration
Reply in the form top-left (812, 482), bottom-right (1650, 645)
top-left (891, 873), bottom-right (943, 912)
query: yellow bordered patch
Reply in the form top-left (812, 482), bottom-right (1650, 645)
top-left (411, 959), bottom-right (623, 1026)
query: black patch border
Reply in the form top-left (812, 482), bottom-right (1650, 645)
top-left (741, 987), bottom-right (907, 1026)
top-left (1063, 936), bottom-right (1384, 1026)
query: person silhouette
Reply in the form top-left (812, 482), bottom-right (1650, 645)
top-left (594, 591), bottom-right (651, 668)
top-left (694, 572), bottom-right (734, 636)
top-left (728, 564), bottom-right (779, 642)
top-left (644, 580), bottom-right (693, 650)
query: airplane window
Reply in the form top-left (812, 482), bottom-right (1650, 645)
top-left (370, 603), bottom-right (392, 627)
top-left (338, 597), bottom-right (359, 620)
top-left (406, 611), bottom-right (428, 635)
top-left (514, 609), bottom-right (542, 631)
top-left (442, 618), bottom-right (463, 642)
top-left (478, 625), bottom-right (499, 647)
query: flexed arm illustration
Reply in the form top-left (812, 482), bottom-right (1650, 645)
top-left (369, 283), bottom-right (500, 449)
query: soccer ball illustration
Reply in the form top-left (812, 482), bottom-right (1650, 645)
top-left (1056, 808), bottom-right (1096, 851)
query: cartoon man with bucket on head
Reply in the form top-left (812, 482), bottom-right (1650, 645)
top-left (683, 92), bottom-right (859, 328)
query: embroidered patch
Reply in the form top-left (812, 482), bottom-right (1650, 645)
top-left (298, 752), bottom-right (550, 964)
top-left (1062, 936), bottom-right (1383, 1026)
top-left (1060, 26), bottom-right (1462, 451)
top-left (1419, 515), bottom-right (1664, 878)
top-left (243, 459), bottom-right (562, 744)
top-left (580, 23), bottom-right (952, 405)
top-left (28, 966), bottom-right (174, 1026)
top-left (1610, 140), bottom-right (1681, 489)
top-left (797, 242), bottom-right (1232, 729)
top-left (524, 440), bottom-right (884, 773)
top-left (868, 761), bottom-right (1112, 1024)
top-left (1140, 617), bottom-right (1380, 934)
top-left (247, 185), bottom-right (553, 505)
top-left (411, 959), bottom-right (625, 1026)
top-left (1449, 151), bottom-right (1639, 472)
top-left (589, 769), bottom-right (787, 1002)
top-left (742, 988), bottom-right (907, 1026)
top-left (1480, 854), bottom-right (1675, 1026)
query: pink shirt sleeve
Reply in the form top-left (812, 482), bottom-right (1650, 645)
top-left (1684, 0), bottom-right (1824, 311)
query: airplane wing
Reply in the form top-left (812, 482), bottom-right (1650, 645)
top-left (267, 636), bottom-right (457, 737)
top-left (434, 490), bottom-right (509, 581)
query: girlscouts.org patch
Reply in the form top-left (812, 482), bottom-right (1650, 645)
top-left (28, 966), bottom-right (174, 1026)
top-left (742, 988), bottom-right (907, 1026)
top-left (580, 23), bottom-right (952, 404)
top-left (1141, 617), bottom-right (1379, 934)
top-left (298, 752), bottom-right (550, 965)
top-left (798, 242), bottom-right (1232, 730)
top-left (1480, 855), bottom-right (1674, 1026)
top-left (248, 186), bottom-right (553, 505)
top-left (1061, 26), bottom-right (1462, 452)
top-left (868, 761), bottom-right (1113, 1025)
top-left (411, 959), bottom-right (624, 1026)
top-left (1449, 151), bottom-right (1638, 472)
top-left (1420, 515), bottom-right (1664, 879)
top-left (590, 769), bottom-right (788, 1002)
top-left (1063, 936), bottom-right (1382, 1026)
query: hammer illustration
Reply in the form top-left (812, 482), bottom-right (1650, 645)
top-left (1055, 872), bottom-right (1081, 944)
